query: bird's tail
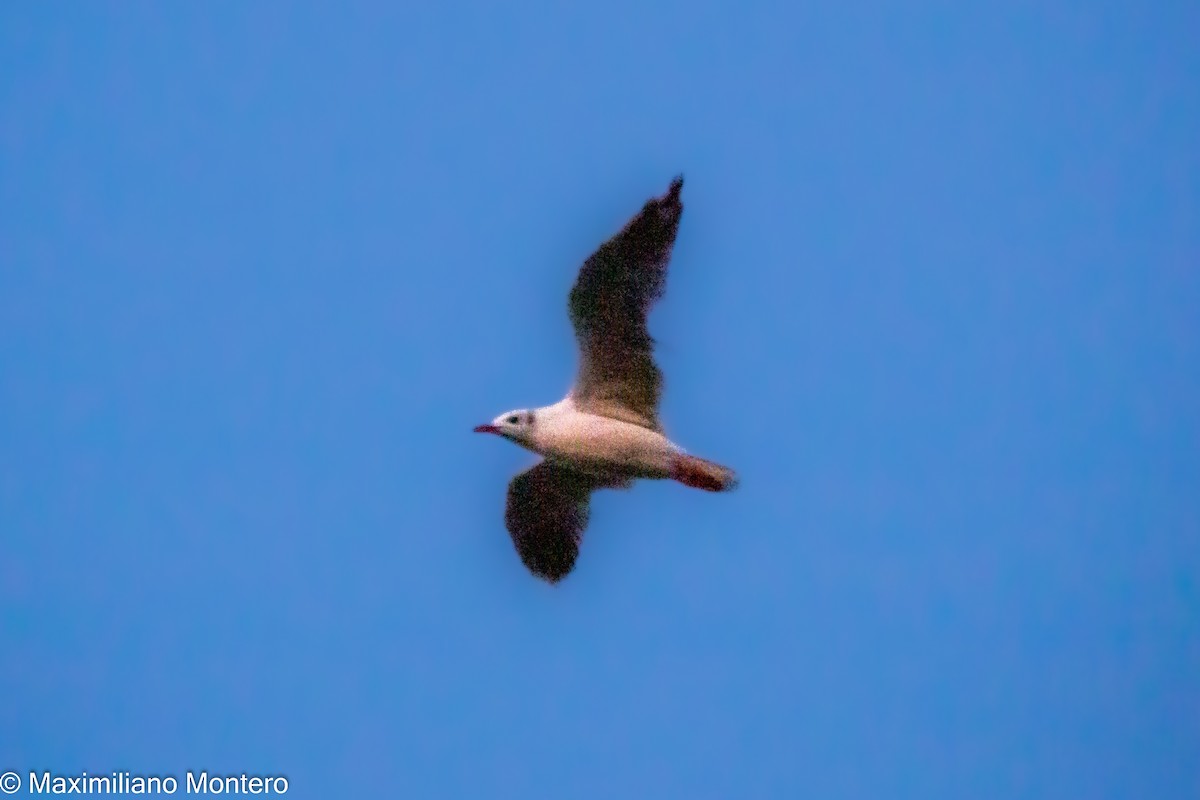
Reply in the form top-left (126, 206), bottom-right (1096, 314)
top-left (670, 454), bottom-right (739, 493)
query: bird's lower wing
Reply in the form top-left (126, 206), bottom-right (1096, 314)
top-left (505, 461), bottom-right (623, 582)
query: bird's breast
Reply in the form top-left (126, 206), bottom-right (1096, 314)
top-left (533, 412), bottom-right (677, 479)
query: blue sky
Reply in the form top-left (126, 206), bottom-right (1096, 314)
top-left (2, 2), bottom-right (1197, 797)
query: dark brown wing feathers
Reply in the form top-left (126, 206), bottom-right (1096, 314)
top-left (505, 462), bottom-right (594, 582)
top-left (504, 461), bottom-right (631, 582)
top-left (568, 177), bottom-right (683, 431)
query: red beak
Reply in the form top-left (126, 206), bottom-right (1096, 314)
top-left (473, 424), bottom-right (501, 434)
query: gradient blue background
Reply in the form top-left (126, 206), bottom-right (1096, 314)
top-left (2, 3), bottom-right (1197, 797)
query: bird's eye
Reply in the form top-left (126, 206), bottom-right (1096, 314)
top-left (507, 415), bottom-right (520, 425)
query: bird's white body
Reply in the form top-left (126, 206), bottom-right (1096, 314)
top-left (522, 398), bottom-right (681, 480)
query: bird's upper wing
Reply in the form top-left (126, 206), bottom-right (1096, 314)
top-left (505, 460), bottom-right (624, 582)
top-left (567, 177), bottom-right (683, 432)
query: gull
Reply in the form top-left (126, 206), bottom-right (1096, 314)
top-left (474, 176), bottom-right (737, 582)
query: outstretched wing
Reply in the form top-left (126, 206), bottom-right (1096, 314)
top-left (568, 176), bottom-right (683, 432)
top-left (504, 461), bottom-right (600, 583)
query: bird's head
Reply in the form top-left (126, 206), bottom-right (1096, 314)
top-left (474, 409), bottom-right (536, 444)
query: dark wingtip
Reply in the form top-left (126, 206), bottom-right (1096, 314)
top-left (528, 559), bottom-right (572, 584)
top-left (668, 175), bottom-right (684, 197)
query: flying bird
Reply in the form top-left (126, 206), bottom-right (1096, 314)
top-left (474, 176), bottom-right (737, 582)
